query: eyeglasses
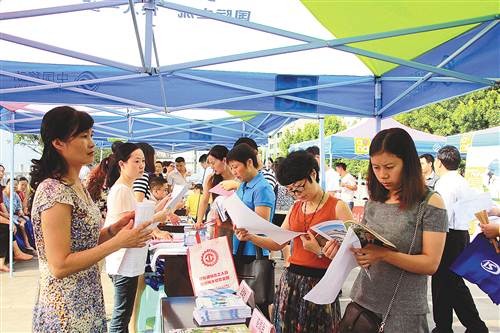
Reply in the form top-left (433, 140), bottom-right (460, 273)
top-left (285, 180), bottom-right (307, 196)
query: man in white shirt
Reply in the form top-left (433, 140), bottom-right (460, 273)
top-left (305, 146), bottom-right (340, 197)
top-left (431, 145), bottom-right (488, 333)
top-left (167, 156), bottom-right (189, 187)
top-left (335, 162), bottom-right (357, 210)
top-left (420, 153), bottom-right (439, 190)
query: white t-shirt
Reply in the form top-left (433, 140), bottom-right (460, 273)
top-left (325, 168), bottom-right (340, 194)
top-left (104, 183), bottom-right (144, 276)
top-left (340, 173), bottom-right (357, 203)
top-left (434, 171), bottom-right (475, 231)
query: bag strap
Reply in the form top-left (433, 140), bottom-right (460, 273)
top-left (379, 190), bottom-right (433, 332)
top-left (236, 241), bottom-right (264, 259)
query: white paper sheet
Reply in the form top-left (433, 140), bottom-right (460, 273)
top-left (209, 183), bottom-right (235, 197)
top-left (117, 201), bottom-right (155, 277)
top-left (452, 192), bottom-right (493, 226)
top-left (164, 184), bottom-right (189, 211)
top-left (224, 193), bottom-right (303, 245)
top-left (304, 227), bottom-right (362, 304)
top-left (150, 244), bottom-right (188, 272)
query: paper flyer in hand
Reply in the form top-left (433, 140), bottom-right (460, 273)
top-left (209, 183), bottom-right (235, 197)
top-left (224, 193), bottom-right (303, 245)
top-left (344, 220), bottom-right (397, 251)
top-left (165, 184), bottom-right (189, 211)
top-left (304, 227), bottom-right (362, 304)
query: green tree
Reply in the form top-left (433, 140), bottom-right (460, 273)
top-left (278, 115), bottom-right (346, 156)
top-left (14, 134), bottom-right (112, 165)
top-left (395, 87), bottom-right (500, 135)
top-left (14, 134), bottom-right (43, 154)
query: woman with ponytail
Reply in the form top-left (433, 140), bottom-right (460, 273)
top-left (104, 142), bottom-right (171, 332)
top-left (30, 106), bottom-right (154, 333)
top-left (194, 145), bottom-right (236, 247)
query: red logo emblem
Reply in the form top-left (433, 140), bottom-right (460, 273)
top-left (201, 249), bottom-right (218, 267)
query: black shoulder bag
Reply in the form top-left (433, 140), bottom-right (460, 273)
top-left (339, 191), bottom-right (433, 333)
top-left (234, 241), bottom-right (275, 305)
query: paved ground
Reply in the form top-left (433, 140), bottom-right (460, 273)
top-left (1, 258), bottom-right (498, 332)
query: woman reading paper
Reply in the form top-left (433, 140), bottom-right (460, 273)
top-left (234, 150), bottom-right (352, 332)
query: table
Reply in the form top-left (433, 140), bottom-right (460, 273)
top-left (161, 296), bottom-right (198, 331)
top-left (161, 297), bottom-right (250, 332)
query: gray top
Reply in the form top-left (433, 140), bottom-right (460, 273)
top-left (350, 199), bottom-right (448, 315)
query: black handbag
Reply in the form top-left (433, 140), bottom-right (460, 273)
top-left (339, 302), bottom-right (382, 333)
top-left (339, 191), bottom-right (434, 333)
top-left (234, 241), bottom-right (275, 305)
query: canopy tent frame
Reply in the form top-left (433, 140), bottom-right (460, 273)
top-left (0, 3), bottom-right (497, 121)
top-left (1, 1), bottom-right (499, 278)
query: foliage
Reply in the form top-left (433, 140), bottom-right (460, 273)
top-left (14, 134), bottom-right (43, 155)
top-left (278, 116), bottom-right (346, 156)
top-left (395, 87), bottom-right (500, 136)
top-left (14, 134), bottom-right (112, 165)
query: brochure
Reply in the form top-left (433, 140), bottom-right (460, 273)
top-left (344, 220), bottom-right (397, 251)
top-left (309, 220), bottom-right (347, 246)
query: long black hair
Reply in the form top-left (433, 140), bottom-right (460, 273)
top-left (208, 145), bottom-right (229, 188)
top-left (367, 128), bottom-right (426, 209)
top-left (105, 142), bottom-right (140, 189)
top-left (30, 106), bottom-right (94, 192)
top-left (135, 142), bottom-right (155, 174)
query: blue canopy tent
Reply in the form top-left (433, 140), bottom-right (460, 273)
top-left (446, 126), bottom-right (500, 156)
top-left (0, 1), bottom-right (498, 275)
top-left (289, 118), bottom-right (446, 159)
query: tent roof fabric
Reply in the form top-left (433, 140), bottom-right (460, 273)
top-left (301, 0), bottom-right (499, 75)
top-left (289, 118), bottom-right (446, 159)
top-left (0, 1), bottom-right (498, 151)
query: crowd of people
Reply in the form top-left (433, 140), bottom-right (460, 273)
top-left (1, 105), bottom-right (498, 333)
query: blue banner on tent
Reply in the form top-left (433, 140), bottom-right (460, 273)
top-left (275, 74), bottom-right (318, 112)
top-left (450, 233), bottom-right (500, 305)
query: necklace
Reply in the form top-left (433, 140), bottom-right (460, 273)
top-left (302, 190), bottom-right (326, 231)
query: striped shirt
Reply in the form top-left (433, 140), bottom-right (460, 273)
top-left (260, 168), bottom-right (277, 190)
top-left (133, 172), bottom-right (151, 200)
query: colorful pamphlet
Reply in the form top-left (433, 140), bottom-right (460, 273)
top-left (344, 220), bottom-right (397, 250)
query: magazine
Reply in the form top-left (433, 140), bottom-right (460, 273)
top-left (309, 220), bottom-right (347, 246)
top-left (344, 220), bottom-right (397, 251)
top-left (169, 324), bottom-right (250, 332)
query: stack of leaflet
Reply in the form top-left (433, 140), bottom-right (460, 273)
top-left (193, 291), bottom-right (252, 326)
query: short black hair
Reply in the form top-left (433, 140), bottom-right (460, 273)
top-left (155, 160), bottom-right (163, 165)
top-left (163, 161), bottom-right (173, 167)
top-left (199, 154), bottom-right (208, 163)
top-left (419, 153), bottom-right (435, 165)
top-left (437, 145), bottom-right (461, 171)
top-left (305, 145), bottom-right (320, 156)
top-left (227, 143), bottom-right (258, 168)
top-left (175, 157), bottom-right (185, 163)
top-left (150, 176), bottom-right (168, 189)
top-left (335, 162), bottom-right (347, 171)
top-left (276, 150), bottom-right (319, 186)
top-left (17, 176), bottom-right (29, 182)
top-left (193, 183), bottom-right (203, 191)
top-left (233, 137), bottom-right (258, 150)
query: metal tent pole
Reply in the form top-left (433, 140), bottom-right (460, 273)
top-left (8, 130), bottom-right (15, 277)
top-left (319, 117), bottom-right (326, 190)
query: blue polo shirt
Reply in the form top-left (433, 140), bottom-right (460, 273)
top-left (233, 172), bottom-right (276, 256)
